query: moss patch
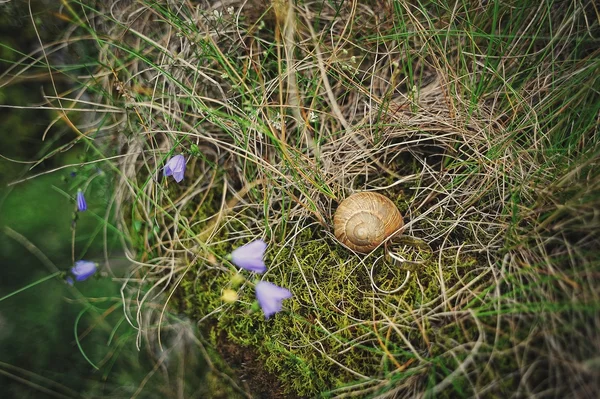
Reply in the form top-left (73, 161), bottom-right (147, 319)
top-left (165, 180), bottom-right (488, 397)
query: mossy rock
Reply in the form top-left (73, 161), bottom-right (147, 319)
top-left (162, 179), bottom-right (486, 397)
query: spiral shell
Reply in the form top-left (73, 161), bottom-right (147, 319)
top-left (333, 192), bottom-right (404, 253)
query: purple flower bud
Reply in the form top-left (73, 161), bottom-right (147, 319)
top-left (230, 239), bottom-right (267, 273)
top-left (163, 154), bottom-right (186, 183)
top-left (66, 276), bottom-right (74, 286)
top-left (71, 260), bottom-right (97, 281)
top-left (255, 281), bottom-right (292, 319)
top-left (76, 189), bottom-right (87, 212)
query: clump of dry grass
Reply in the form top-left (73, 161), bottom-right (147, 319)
top-left (17, 0), bottom-right (598, 397)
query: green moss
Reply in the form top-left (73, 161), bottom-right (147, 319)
top-left (117, 146), bottom-right (514, 398)
top-left (163, 179), bottom-right (489, 397)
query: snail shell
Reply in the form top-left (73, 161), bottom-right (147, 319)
top-left (333, 192), bottom-right (404, 253)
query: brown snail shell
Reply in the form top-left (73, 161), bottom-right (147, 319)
top-left (333, 192), bottom-right (404, 253)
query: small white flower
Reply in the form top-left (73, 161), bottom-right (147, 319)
top-left (227, 7), bottom-right (234, 15)
top-left (271, 113), bottom-right (283, 130)
top-left (210, 9), bottom-right (222, 20)
top-left (308, 111), bottom-right (318, 123)
top-left (350, 55), bottom-right (357, 64)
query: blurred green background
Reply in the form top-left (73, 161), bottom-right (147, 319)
top-left (0, 2), bottom-right (207, 398)
top-left (0, 1), bottom-right (117, 397)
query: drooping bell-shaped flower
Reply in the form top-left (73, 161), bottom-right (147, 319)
top-left (163, 154), bottom-right (186, 183)
top-left (255, 281), bottom-right (292, 319)
top-left (76, 189), bottom-right (87, 212)
top-left (71, 260), bottom-right (97, 282)
top-left (230, 239), bottom-right (267, 273)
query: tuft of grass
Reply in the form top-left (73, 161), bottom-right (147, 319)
top-left (4, 0), bottom-right (599, 397)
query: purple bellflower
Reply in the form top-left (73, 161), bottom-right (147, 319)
top-left (230, 239), bottom-right (267, 273)
top-left (71, 260), bottom-right (97, 282)
top-left (255, 281), bottom-right (292, 319)
top-left (76, 189), bottom-right (87, 212)
top-left (163, 154), bottom-right (186, 183)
